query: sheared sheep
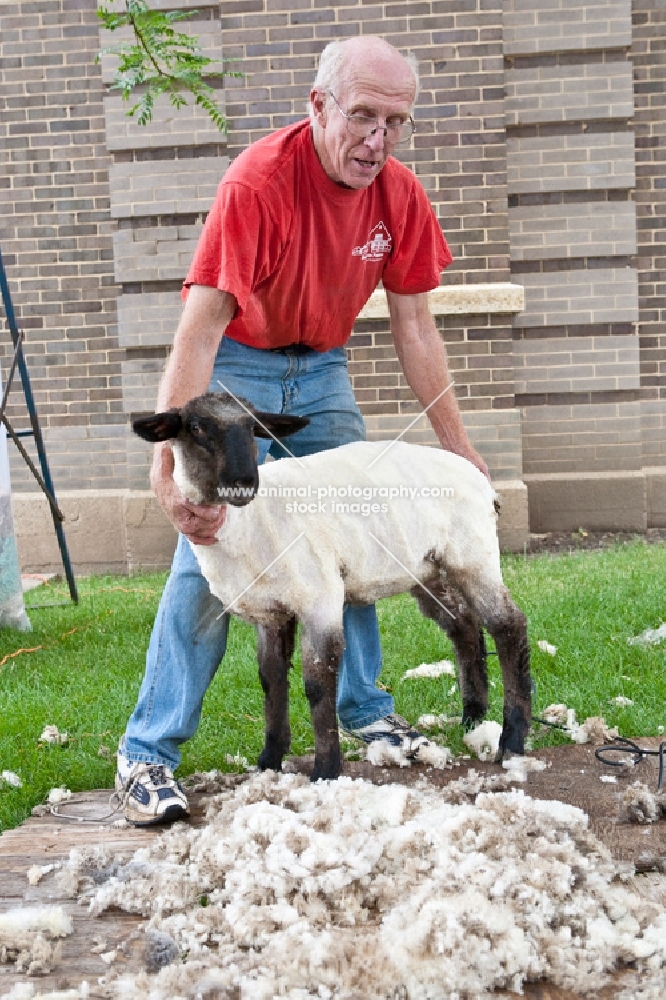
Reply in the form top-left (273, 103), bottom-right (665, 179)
top-left (133, 391), bottom-right (531, 781)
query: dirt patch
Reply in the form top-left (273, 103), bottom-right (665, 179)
top-left (526, 527), bottom-right (666, 555)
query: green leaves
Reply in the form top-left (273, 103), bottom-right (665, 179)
top-left (97, 0), bottom-right (240, 131)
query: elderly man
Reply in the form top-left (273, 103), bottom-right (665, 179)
top-left (116, 35), bottom-right (489, 825)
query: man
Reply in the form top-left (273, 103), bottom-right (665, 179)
top-left (116, 35), bottom-right (489, 825)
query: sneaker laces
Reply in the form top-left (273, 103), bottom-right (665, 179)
top-left (115, 763), bottom-right (171, 809)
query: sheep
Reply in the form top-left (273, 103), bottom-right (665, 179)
top-left (133, 391), bottom-right (531, 782)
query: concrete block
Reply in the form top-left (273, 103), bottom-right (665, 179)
top-left (645, 468), bottom-right (666, 528)
top-left (508, 201), bottom-right (636, 261)
top-left (515, 333), bottom-right (639, 393)
top-left (14, 490), bottom-right (129, 576)
top-left (109, 157), bottom-right (228, 218)
top-left (514, 267), bottom-right (638, 328)
top-left (505, 63), bottom-right (633, 126)
top-left (117, 289), bottom-right (182, 348)
top-left (357, 283), bottom-right (525, 321)
top-left (125, 492), bottom-right (177, 571)
top-left (112, 224), bottom-right (202, 284)
top-left (524, 471), bottom-right (646, 532)
top-left (495, 479), bottom-right (529, 552)
top-left (104, 93), bottom-right (224, 151)
top-left (504, 0), bottom-right (631, 56)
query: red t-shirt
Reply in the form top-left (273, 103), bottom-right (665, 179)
top-left (184, 120), bottom-right (453, 352)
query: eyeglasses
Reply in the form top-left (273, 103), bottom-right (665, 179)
top-left (329, 93), bottom-right (416, 145)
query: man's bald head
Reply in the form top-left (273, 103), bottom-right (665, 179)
top-left (312, 36), bottom-right (419, 108)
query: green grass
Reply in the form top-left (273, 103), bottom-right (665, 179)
top-left (0, 541), bottom-right (664, 832)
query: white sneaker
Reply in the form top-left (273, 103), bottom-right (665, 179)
top-left (343, 713), bottom-right (431, 759)
top-left (115, 762), bottom-right (190, 827)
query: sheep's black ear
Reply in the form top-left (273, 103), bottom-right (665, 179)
top-left (132, 410), bottom-right (183, 442)
top-left (253, 412), bottom-right (310, 439)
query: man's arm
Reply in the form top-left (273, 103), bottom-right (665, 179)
top-left (151, 285), bottom-right (237, 545)
top-left (387, 289), bottom-right (490, 480)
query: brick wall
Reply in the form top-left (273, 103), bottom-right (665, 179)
top-left (504, 0), bottom-right (642, 481)
top-left (223, 0), bottom-right (511, 284)
top-left (220, 0), bottom-right (523, 482)
top-left (101, 0), bottom-right (227, 488)
top-left (631, 0), bottom-right (666, 467)
top-left (1, 0), bottom-right (664, 539)
top-left (0, 0), bottom-right (123, 491)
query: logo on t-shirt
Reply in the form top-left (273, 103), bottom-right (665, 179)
top-left (352, 221), bottom-right (392, 262)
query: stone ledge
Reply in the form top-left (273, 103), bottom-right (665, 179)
top-left (524, 470), bottom-right (648, 533)
top-left (13, 481), bottom-right (529, 576)
top-left (357, 283), bottom-right (525, 321)
top-left (645, 467), bottom-right (666, 528)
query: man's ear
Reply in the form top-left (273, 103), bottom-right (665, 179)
top-left (132, 410), bottom-right (183, 442)
top-left (310, 88), bottom-right (327, 124)
top-left (253, 412), bottom-right (310, 440)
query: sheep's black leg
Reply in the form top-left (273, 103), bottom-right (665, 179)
top-left (256, 618), bottom-right (296, 772)
top-left (411, 583), bottom-right (489, 728)
top-left (486, 596), bottom-right (531, 760)
top-left (301, 625), bottom-right (345, 782)
top-left (434, 575), bottom-right (532, 761)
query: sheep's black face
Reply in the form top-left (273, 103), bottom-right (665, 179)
top-left (132, 392), bottom-right (309, 507)
top-left (183, 410), bottom-right (260, 506)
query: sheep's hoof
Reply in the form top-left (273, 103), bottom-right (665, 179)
top-left (257, 748), bottom-right (285, 772)
top-left (495, 747), bottom-right (524, 765)
top-left (495, 706), bottom-right (529, 762)
top-left (310, 749), bottom-right (342, 782)
top-left (495, 732), bottom-right (526, 764)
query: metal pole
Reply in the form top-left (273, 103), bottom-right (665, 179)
top-left (0, 247), bottom-right (78, 604)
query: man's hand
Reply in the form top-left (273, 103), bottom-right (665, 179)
top-left (453, 445), bottom-right (490, 482)
top-left (151, 443), bottom-right (227, 546)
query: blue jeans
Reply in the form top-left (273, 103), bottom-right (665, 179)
top-left (122, 338), bottom-right (394, 769)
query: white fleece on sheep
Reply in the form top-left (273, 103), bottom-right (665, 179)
top-left (191, 440), bottom-right (502, 629)
top-left (57, 771), bottom-right (666, 1000)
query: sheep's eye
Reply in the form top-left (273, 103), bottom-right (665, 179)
top-left (189, 421), bottom-right (207, 443)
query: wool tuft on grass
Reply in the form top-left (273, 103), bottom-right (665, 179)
top-left (462, 720), bottom-right (502, 761)
top-left (401, 659), bottom-right (456, 680)
top-left (56, 772), bottom-right (666, 999)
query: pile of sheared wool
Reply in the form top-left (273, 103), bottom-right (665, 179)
top-left (55, 771), bottom-right (666, 1000)
top-left (365, 738), bottom-right (452, 769)
top-left (622, 781), bottom-right (666, 824)
top-left (2, 986), bottom-right (88, 999)
top-left (0, 906), bottom-right (72, 977)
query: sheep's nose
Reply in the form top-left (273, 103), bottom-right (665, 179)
top-left (232, 475), bottom-right (255, 489)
